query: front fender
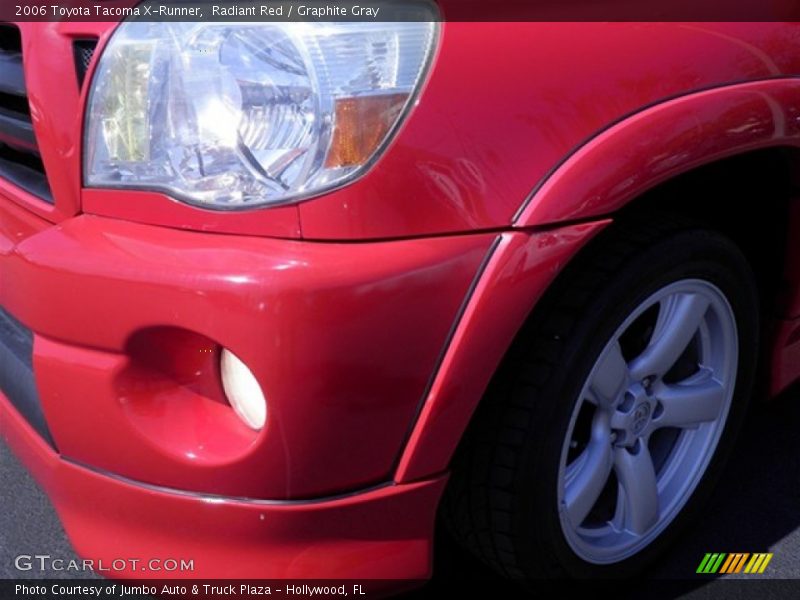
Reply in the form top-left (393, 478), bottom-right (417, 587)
top-left (395, 222), bottom-right (609, 482)
top-left (396, 78), bottom-right (800, 483)
top-left (515, 78), bottom-right (800, 227)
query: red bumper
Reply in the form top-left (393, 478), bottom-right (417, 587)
top-left (0, 197), bottom-right (492, 500)
top-left (0, 188), bottom-right (611, 581)
top-left (0, 195), bottom-right (493, 579)
top-left (2, 394), bottom-right (445, 579)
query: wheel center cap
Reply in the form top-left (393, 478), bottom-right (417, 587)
top-left (630, 402), bottom-right (651, 435)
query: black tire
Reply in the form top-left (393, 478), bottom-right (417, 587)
top-left (442, 217), bottom-right (759, 579)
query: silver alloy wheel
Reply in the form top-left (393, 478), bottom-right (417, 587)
top-left (557, 279), bottom-right (738, 564)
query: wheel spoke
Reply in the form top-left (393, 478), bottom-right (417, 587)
top-left (655, 374), bottom-right (725, 429)
top-left (564, 413), bottom-right (613, 527)
top-left (614, 444), bottom-right (659, 535)
top-left (630, 293), bottom-right (710, 380)
top-left (590, 342), bottom-right (629, 406)
top-left (558, 278), bottom-right (739, 563)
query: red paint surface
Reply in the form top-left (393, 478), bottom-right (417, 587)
top-left (397, 223), bottom-right (610, 481)
top-left (0, 205), bottom-right (492, 499)
top-left (1, 393), bottom-right (444, 581)
top-left (2, 18), bottom-right (800, 581)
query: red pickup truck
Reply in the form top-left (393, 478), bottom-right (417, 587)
top-left (1, 10), bottom-right (799, 584)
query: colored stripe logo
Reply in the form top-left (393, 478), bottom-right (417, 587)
top-left (697, 553), bottom-right (773, 574)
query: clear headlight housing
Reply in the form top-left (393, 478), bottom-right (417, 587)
top-left (85, 16), bottom-right (438, 209)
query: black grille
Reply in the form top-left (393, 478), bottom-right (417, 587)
top-left (74, 39), bottom-right (97, 88)
top-left (0, 24), bottom-right (51, 203)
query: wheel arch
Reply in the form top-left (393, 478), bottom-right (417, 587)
top-left (513, 78), bottom-right (800, 229)
top-left (396, 79), bottom-right (800, 484)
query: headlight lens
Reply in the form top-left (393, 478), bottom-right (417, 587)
top-left (85, 17), bottom-right (438, 209)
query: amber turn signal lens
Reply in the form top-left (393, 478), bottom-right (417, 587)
top-left (325, 94), bottom-right (409, 169)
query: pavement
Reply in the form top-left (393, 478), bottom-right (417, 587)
top-left (3, 386), bottom-right (800, 597)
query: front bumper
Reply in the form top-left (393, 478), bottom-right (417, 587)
top-left (0, 197), bottom-right (493, 500)
top-left (0, 194), bottom-right (494, 578)
top-left (2, 393), bottom-right (445, 579)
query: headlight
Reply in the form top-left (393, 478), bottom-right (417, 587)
top-left (85, 16), bottom-right (438, 209)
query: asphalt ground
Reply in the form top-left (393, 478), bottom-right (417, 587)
top-left (3, 386), bottom-right (800, 598)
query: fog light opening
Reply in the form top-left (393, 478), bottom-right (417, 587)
top-left (220, 349), bottom-right (267, 431)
